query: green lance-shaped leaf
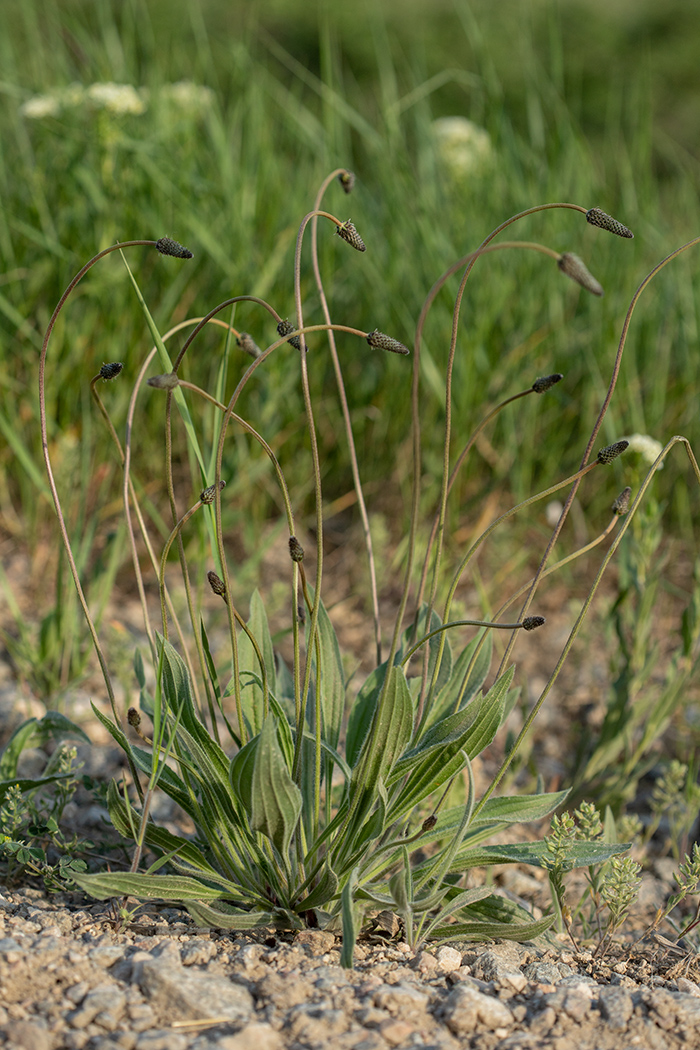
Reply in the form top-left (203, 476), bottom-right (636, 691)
top-left (346, 662), bottom-right (387, 769)
top-left (430, 912), bottom-right (555, 944)
top-left (185, 900), bottom-right (282, 930)
top-left (450, 838), bottom-right (631, 874)
top-left (388, 667), bottom-right (514, 821)
top-left (71, 871), bottom-right (240, 902)
top-left (0, 712), bottom-right (89, 781)
top-left (427, 632), bottom-right (493, 727)
top-left (294, 866), bottom-right (339, 913)
top-left (315, 597), bottom-right (345, 750)
top-left (340, 868), bottom-right (360, 969)
top-left (251, 715), bottom-right (302, 856)
top-left (238, 590), bottom-right (276, 737)
top-left (344, 664), bottom-right (414, 833)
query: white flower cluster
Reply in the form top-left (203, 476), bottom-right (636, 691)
top-left (157, 80), bottom-right (215, 114)
top-left (622, 433), bottom-right (665, 469)
top-left (432, 116), bottom-right (494, 179)
top-left (20, 80), bottom-right (214, 120)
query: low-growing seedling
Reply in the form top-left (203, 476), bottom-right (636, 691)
top-left (37, 172), bottom-right (700, 961)
top-left (0, 712), bottom-right (91, 887)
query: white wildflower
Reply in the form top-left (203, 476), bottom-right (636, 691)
top-left (86, 82), bottom-right (146, 115)
top-left (622, 434), bottom-right (665, 469)
top-left (159, 80), bottom-right (215, 114)
top-left (545, 500), bottom-right (564, 527)
top-left (432, 117), bottom-right (494, 179)
top-left (20, 93), bottom-right (62, 119)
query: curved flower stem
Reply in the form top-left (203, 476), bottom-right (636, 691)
top-left (496, 233), bottom-right (700, 680)
top-left (39, 240), bottom-right (160, 721)
top-left (475, 436), bottom-right (700, 818)
top-left (384, 230), bottom-right (585, 705)
top-left (311, 169), bottom-right (382, 665)
top-left (400, 617), bottom-right (541, 668)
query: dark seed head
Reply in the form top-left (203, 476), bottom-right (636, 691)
top-left (155, 236), bottom-right (193, 259)
top-left (338, 170), bottom-right (355, 194)
top-left (99, 362), bottom-right (123, 381)
top-left (289, 536), bottom-right (304, 563)
top-left (557, 253), bottom-right (604, 297)
top-left (207, 570), bottom-right (227, 602)
top-left (366, 329), bottom-right (410, 355)
top-left (277, 319), bottom-right (302, 351)
top-left (597, 440), bottom-right (629, 465)
top-left (127, 707), bottom-right (141, 727)
top-left (236, 332), bottom-right (262, 358)
top-left (421, 815), bottom-right (438, 832)
top-left (200, 480), bottom-right (226, 505)
top-left (336, 220), bottom-right (366, 252)
top-left (532, 373), bottom-right (564, 394)
top-left (586, 208), bottom-right (634, 239)
top-left (522, 616), bottom-right (546, 631)
top-left (147, 372), bottom-right (179, 390)
top-left (612, 486), bottom-right (632, 516)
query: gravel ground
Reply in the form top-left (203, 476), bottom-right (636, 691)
top-left (3, 883), bottom-right (700, 1050)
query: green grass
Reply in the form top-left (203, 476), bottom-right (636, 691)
top-left (1, 0), bottom-right (700, 709)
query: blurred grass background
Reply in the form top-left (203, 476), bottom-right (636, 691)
top-left (1, 0), bottom-right (700, 699)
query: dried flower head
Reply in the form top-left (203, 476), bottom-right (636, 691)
top-left (338, 171), bottom-right (355, 194)
top-left (155, 236), bottom-right (193, 259)
top-left (200, 480), bottom-right (226, 505)
top-left (421, 815), bottom-right (438, 832)
top-left (612, 486), bottom-right (632, 516)
top-left (99, 362), bottom-right (123, 380)
top-left (277, 319), bottom-right (302, 351)
top-left (127, 707), bottom-right (141, 728)
top-left (597, 440), bottom-right (629, 465)
top-left (586, 208), bottom-right (634, 239)
top-left (522, 616), bottom-right (546, 631)
top-left (336, 220), bottom-right (366, 252)
top-left (557, 253), bottom-right (604, 297)
top-left (289, 536), bottom-right (305, 563)
top-left (532, 373), bottom-right (563, 394)
top-left (207, 570), bottom-right (227, 602)
top-left (366, 330), bottom-right (410, 355)
top-left (147, 372), bottom-right (180, 390)
top-left (236, 332), bottom-right (262, 358)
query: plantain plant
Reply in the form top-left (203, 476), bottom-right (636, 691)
top-left (38, 171), bottom-right (700, 963)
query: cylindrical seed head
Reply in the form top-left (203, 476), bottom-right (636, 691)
top-left (236, 332), bottom-right (262, 358)
top-left (522, 616), bottom-right (546, 631)
top-left (289, 536), bottom-right (304, 563)
top-left (557, 253), bottom-right (604, 297)
top-left (612, 486), bottom-right (632, 515)
top-left (366, 329), bottom-right (410, 355)
top-left (597, 439), bottom-right (629, 465)
top-left (277, 319), bottom-right (302, 351)
top-left (586, 208), bottom-right (634, 239)
top-left (147, 372), bottom-right (180, 390)
top-left (200, 480), bottom-right (226, 505)
top-left (532, 373), bottom-right (564, 394)
top-left (421, 815), bottom-right (438, 832)
top-left (336, 220), bottom-right (366, 252)
top-left (338, 171), bottom-right (356, 194)
top-left (99, 362), bottom-right (123, 381)
top-left (155, 236), bottom-right (193, 259)
top-left (127, 707), bottom-right (141, 728)
top-left (207, 570), bottom-right (228, 602)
